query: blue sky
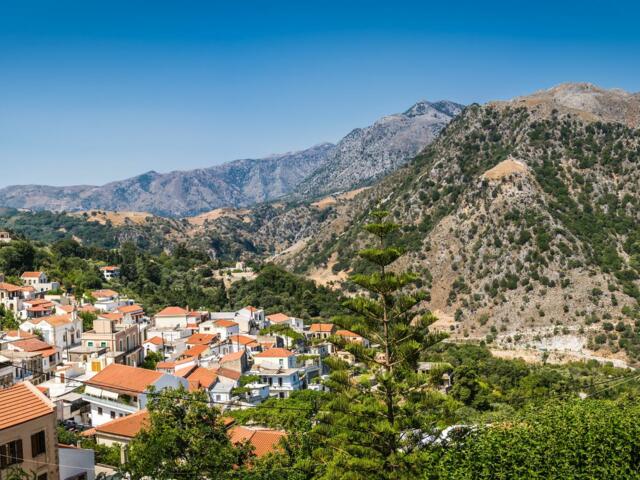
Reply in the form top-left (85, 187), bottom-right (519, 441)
top-left (1, 0), bottom-right (639, 187)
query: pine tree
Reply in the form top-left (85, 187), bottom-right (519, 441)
top-left (310, 210), bottom-right (447, 479)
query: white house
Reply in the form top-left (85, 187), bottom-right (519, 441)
top-left (19, 313), bottom-right (82, 352)
top-left (90, 289), bottom-right (121, 312)
top-left (252, 348), bottom-right (297, 370)
top-left (266, 313), bottom-right (304, 332)
top-left (83, 363), bottom-right (188, 426)
top-left (251, 367), bottom-right (304, 399)
top-left (20, 271), bottom-right (60, 293)
top-left (199, 319), bottom-right (240, 340)
top-left (154, 306), bottom-right (190, 329)
top-left (100, 266), bottom-right (120, 281)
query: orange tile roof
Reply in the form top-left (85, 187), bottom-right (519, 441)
top-left (10, 338), bottom-right (53, 352)
top-left (28, 305), bottom-right (54, 312)
top-left (336, 329), bottom-right (362, 338)
top-left (309, 323), bottom-right (335, 333)
top-left (79, 305), bottom-right (97, 313)
top-left (86, 364), bottom-right (164, 394)
top-left (5, 330), bottom-right (37, 339)
top-left (100, 266), bottom-right (120, 271)
top-left (183, 344), bottom-right (209, 358)
top-left (144, 336), bottom-right (163, 346)
top-left (21, 271), bottom-right (44, 279)
top-left (118, 304), bottom-right (144, 314)
top-left (156, 306), bottom-right (188, 316)
top-left (94, 410), bottom-right (150, 439)
top-left (21, 286), bottom-right (35, 292)
top-left (266, 313), bottom-right (290, 323)
top-left (185, 367), bottom-right (218, 389)
top-left (254, 348), bottom-right (294, 358)
top-left (57, 305), bottom-right (75, 314)
top-left (29, 314), bottom-right (73, 327)
top-left (213, 319), bottom-right (238, 328)
top-left (0, 382), bottom-right (55, 429)
top-left (214, 367), bottom-right (242, 381)
top-left (220, 350), bottom-right (245, 363)
top-left (229, 335), bottom-right (259, 346)
top-left (0, 282), bottom-right (22, 292)
top-left (186, 333), bottom-right (217, 345)
top-left (98, 312), bottom-right (123, 321)
top-left (156, 357), bottom-right (194, 370)
top-left (229, 426), bottom-right (286, 458)
top-left (91, 289), bottom-right (119, 298)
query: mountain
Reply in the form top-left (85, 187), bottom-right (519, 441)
top-left (282, 83), bottom-right (640, 365)
top-left (0, 99), bottom-right (463, 217)
top-left (0, 144), bottom-right (334, 217)
top-left (293, 100), bottom-right (464, 198)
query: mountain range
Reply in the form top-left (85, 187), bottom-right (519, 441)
top-left (0, 100), bottom-right (463, 217)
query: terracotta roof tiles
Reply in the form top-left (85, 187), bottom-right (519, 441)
top-left (0, 382), bottom-right (55, 430)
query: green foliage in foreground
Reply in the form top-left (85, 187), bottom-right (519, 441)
top-left (430, 400), bottom-right (640, 480)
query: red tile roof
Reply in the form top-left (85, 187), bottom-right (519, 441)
top-left (185, 367), bottom-right (218, 389)
top-left (28, 314), bottom-right (73, 327)
top-left (0, 282), bottom-right (22, 292)
top-left (229, 426), bottom-right (286, 457)
top-left (266, 313), bottom-right (290, 323)
top-left (186, 333), bottom-right (217, 345)
top-left (86, 364), bottom-right (164, 394)
top-left (229, 335), bottom-right (259, 346)
top-left (336, 329), bottom-right (362, 338)
top-left (183, 344), bottom-right (209, 358)
top-left (144, 336), bottom-right (163, 346)
top-left (0, 382), bottom-right (55, 429)
top-left (94, 410), bottom-right (150, 439)
top-left (309, 323), bottom-right (335, 333)
top-left (156, 306), bottom-right (188, 316)
top-left (214, 367), bottom-right (242, 381)
top-left (118, 304), bottom-right (144, 314)
top-left (91, 289), bottom-right (119, 298)
top-left (220, 350), bottom-right (245, 363)
top-left (10, 338), bottom-right (53, 353)
top-left (213, 319), bottom-right (238, 328)
top-left (21, 271), bottom-right (44, 279)
top-left (100, 266), bottom-right (120, 271)
top-left (254, 348), bottom-right (294, 358)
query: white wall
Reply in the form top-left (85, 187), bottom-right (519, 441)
top-left (59, 446), bottom-right (96, 480)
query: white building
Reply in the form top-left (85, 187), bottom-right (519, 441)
top-left (82, 363), bottom-right (188, 426)
top-left (154, 306), bottom-right (190, 329)
top-left (100, 266), bottom-right (120, 281)
top-left (266, 313), bottom-right (304, 332)
top-left (199, 319), bottom-right (240, 340)
top-left (20, 313), bottom-right (82, 352)
top-left (252, 348), bottom-right (297, 370)
top-left (20, 271), bottom-right (60, 293)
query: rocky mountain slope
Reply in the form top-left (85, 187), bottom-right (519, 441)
top-left (0, 99), bottom-right (462, 216)
top-left (0, 144), bottom-right (334, 217)
top-left (280, 83), bottom-right (640, 364)
top-left (293, 100), bottom-right (463, 198)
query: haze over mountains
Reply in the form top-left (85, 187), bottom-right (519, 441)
top-left (0, 100), bottom-right (463, 217)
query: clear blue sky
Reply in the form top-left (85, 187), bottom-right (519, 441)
top-left (1, 0), bottom-right (639, 187)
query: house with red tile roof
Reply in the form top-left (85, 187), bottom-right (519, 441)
top-left (307, 323), bottom-right (337, 339)
top-left (198, 319), bottom-right (240, 340)
top-left (5, 337), bottom-right (60, 375)
top-left (154, 306), bottom-right (190, 329)
top-left (0, 382), bottom-right (59, 479)
top-left (266, 312), bottom-right (304, 332)
top-left (253, 348), bottom-right (296, 369)
top-left (83, 363), bottom-right (188, 426)
top-left (336, 329), bottom-right (370, 347)
top-left (84, 409), bottom-right (284, 464)
top-left (20, 271), bottom-right (60, 294)
top-left (20, 313), bottom-right (82, 352)
top-left (100, 265), bottom-right (120, 281)
top-left (219, 349), bottom-right (248, 374)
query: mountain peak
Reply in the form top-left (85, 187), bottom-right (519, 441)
top-left (404, 100), bottom-right (464, 118)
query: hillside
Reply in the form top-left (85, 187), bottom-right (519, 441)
top-left (0, 99), bottom-right (462, 217)
top-left (282, 83), bottom-right (640, 364)
top-left (293, 100), bottom-right (463, 198)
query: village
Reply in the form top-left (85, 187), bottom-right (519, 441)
top-left (0, 262), bottom-right (373, 479)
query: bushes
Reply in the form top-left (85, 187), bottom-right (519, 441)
top-left (431, 400), bottom-right (640, 479)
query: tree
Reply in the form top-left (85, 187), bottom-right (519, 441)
top-left (310, 210), bottom-right (446, 478)
top-left (0, 240), bottom-right (35, 275)
top-left (124, 388), bottom-right (252, 479)
top-left (140, 350), bottom-right (163, 370)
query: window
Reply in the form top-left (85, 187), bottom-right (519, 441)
top-left (110, 411), bottom-right (116, 419)
top-left (37, 473), bottom-right (47, 480)
top-left (87, 341), bottom-right (94, 347)
top-left (100, 342), bottom-right (107, 348)
top-left (31, 431), bottom-right (46, 457)
top-left (97, 407), bottom-right (103, 416)
top-left (0, 439), bottom-right (23, 468)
